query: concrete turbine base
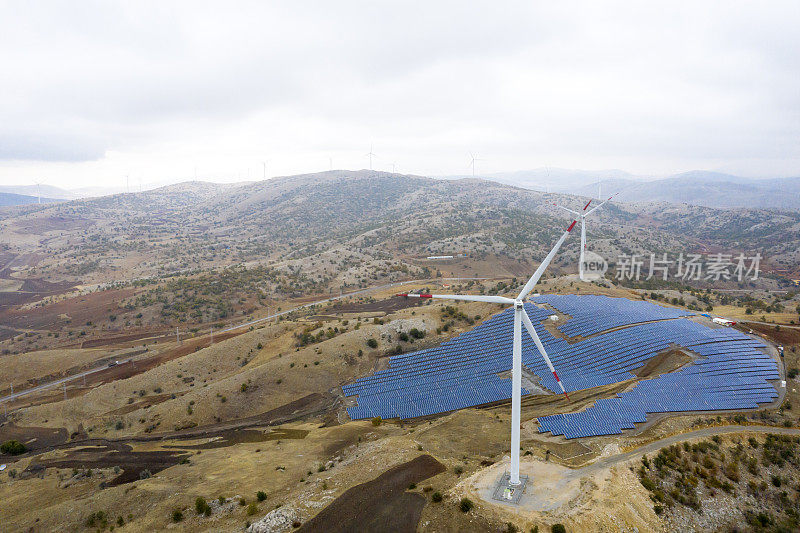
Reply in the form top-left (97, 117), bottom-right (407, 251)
top-left (490, 471), bottom-right (528, 505)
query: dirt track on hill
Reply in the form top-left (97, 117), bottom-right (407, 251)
top-left (298, 454), bottom-right (445, 533)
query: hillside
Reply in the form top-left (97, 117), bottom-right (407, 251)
top-left (575, 172), bottom-right (800, 211)
top-left (2, 170), bottom-right (798, 277)
top-left (0, 170), bottom-right (798, 354)
top-left (0, 192), bottom-right (61, 207)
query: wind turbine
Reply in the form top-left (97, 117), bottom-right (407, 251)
top-left (262, 160), bottom-right (270, 180)
top-left (33, 181), bottom-right (43, 204)
top-left (468, 152), bottom-right (482, 176)
top-left (398, 215), bottom-right (579, 487)
top-left (553, 193), bottom-right (617, 281)
top-left (365, 144), bottom-right (376, 170)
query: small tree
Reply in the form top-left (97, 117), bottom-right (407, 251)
top-left (1, 440), bottom-right (27, 455)
top-left (459, 498), bottom-right (474, 512)
top-left (195, 497), bottom-right (211, 515)
top-left (172, 509), bottom-right (184, 522)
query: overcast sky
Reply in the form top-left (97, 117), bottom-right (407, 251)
top-left (1, 1), bottom-right (799, 189)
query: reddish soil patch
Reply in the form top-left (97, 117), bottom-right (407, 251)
top-left (633, 348), bottom-right (694, 378)
top-left (298, 454), bottom-right (445, 533)
top-left (0, 423), bottom-right (68, 452)
top-left (162, 427), bottom-right (308, 450)
top-left (19, 278), bottom-right (74, 293)
top-left (81, 332), bottom-right (170, 348)
top-left (744, 323), bottom-right (800, 346)
top-left (25, 441), bottom-right (189, 486)
top-left (13, 216), bottom-right (93, 235)
top-left (0, 287), bottom-right (134, 330)
top-left (329, 295), bottom-right (422, 315)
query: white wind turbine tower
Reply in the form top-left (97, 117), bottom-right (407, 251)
top-left (468, 152), bottom-right (482, 176)
top-left (398, 215), bottom-right (580, 488)
top-left (33, 180), bottom-right (43, 204)
top-left (553, 192), bottom-right (618, 281)
top-left (365, 144), bottom-right (377, 170)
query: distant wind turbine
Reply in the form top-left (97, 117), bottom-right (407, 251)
top-left (553, 192), bottom-right (619, 281)
top-left (262, 160), bottom-right (270, 180)
top-left (33, 180), bottom-right (43, 204)
top-left (468, 152), bottom-right (482, 176)
top-left (365, 144), bottom-right (376, 170)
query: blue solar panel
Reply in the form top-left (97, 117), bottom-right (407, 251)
top-left (342, 295), bottom-right (779, 438)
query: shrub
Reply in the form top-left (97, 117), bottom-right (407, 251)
top-left (86, 511), bottom-right (109, 528)
top-left (432, 491), bottom-right (443, 502)
top-left (256, 491), bottom-right (267, 502)
top-left (454, 465), bottom-right (464, 476)
top-left (371, 416), bottom-right (382, 427)
top-left (172, 509), bottom-right (183, 522)
top-left (459, 497), bottom-right (474, 512)
top-left (366, 338), bottom-right (378, 349)
top-left (195, 497), bottom-right (211, 515)
top-left (409, 328), bottom-right (425, 339)
top-left (247, 502), bottom-right (258, 516)
top-left (239, 497), bottom-right (246, 506)
top-left (1, 440), bottom-right (27, 455)
top-left (551, 525), bottom-right (567, 533)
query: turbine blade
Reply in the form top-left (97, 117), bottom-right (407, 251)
top-left (553, 203), bottom-right (579, 216)
top-left (521, 308), bottom-right (569, 399)
top-left (397, 293), bottom-right (514, 305)
top-left (585, 192), bottom-right (617, 216)
top-left (516, 217), bottom-right (579, 300)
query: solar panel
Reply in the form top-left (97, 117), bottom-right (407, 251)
top-left (343, 295), bottom-right (779, 438)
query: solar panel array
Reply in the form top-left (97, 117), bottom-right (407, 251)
top-left (534, 294), bottom-right (693, 337)
top-left (344, 295), bottom-right (779, 438)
